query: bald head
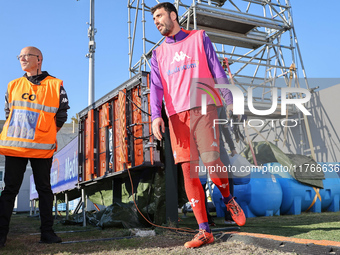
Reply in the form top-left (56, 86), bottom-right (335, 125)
top-left (21, 46), bottom-right (43, 62)
top-left (19, 46), bottom-right (43, 76)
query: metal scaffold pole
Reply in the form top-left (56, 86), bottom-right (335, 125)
top-left (87, 0), bottom-right (96, 106)
top-left (82, 0), bottom-right (97, 227)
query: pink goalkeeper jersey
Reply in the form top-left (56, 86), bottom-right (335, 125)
top-left (155, 30), bottom-right (222, 117)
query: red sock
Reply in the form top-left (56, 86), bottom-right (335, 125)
top-left (204, 158), bottom-right (230, 198)
top-left (181, 162), bottom-right (208, 224)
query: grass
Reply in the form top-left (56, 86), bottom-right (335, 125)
top-left (235, 211), bottom-right (340, 241)
top-left (1, 210), bottom-right (340, 254)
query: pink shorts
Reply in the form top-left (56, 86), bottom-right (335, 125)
top-left (168, 105), bottom-right (220, 164)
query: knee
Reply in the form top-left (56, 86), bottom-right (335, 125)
top-left (0, 189), bottom-right (19, 198)
top-left (201, 151), bottom-right (220, 163)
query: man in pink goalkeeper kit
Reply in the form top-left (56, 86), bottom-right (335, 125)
top-left (150, 2), bottom-right (246, 249)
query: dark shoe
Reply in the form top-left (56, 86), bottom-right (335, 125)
top-left (0, 235), bottom-right (7, 247)
top-left (40, 231), bottom-right (62, 244)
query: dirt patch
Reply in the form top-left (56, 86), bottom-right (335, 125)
top-left (98, 230), bottom-right (296, 255)
top-left (0, 214), bottom-right (300, 255)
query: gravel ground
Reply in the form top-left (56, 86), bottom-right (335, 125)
top-left (83, 230), bottom-right (298, 255)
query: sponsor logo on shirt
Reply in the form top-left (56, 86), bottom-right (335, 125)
top-left (167, 51), bottom-right (199, 76)
top-left (7, 109), bottom-right (38, 140)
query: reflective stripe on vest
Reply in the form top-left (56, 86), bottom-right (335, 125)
top-left (0, 140), bottom-right (56, 150)
top-left (9, 100), bottom-right (58, 113)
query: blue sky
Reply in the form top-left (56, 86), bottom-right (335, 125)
top-left (0, 1), bottom-right (339, 121)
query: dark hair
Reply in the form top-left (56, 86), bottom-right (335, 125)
top-left (150, 2), bottom-right (179, 24)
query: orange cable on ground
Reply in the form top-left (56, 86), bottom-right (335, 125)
top-left (127, 167), bottom-right (196, 234)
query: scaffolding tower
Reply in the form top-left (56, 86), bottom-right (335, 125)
top-left (127, 0), bottom-right (315, 159)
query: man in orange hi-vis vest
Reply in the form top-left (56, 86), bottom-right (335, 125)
top-left (150, 2), bottom-right (246, 248)
top-left (0, 46), bottom-right (69, 247)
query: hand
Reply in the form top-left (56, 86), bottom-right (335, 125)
top-left (226, 104), bottom-right (233, 119)
top-left (152, 117), bottom-right (165, 141)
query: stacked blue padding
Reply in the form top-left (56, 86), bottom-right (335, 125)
top-left (211, 161), bottom-right (340, 218)
top-left (263, 162), bottom-right (322, 215)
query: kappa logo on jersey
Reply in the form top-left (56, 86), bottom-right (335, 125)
top-left (210, 141), bottom-right (218, 147)
top-left (170, 51), bottom-right (191, 64)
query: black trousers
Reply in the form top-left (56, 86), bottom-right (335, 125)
top-left (0, 156), bottom-right (54, 235)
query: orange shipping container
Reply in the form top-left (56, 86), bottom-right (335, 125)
top-left (78, 72), bottom-right (161, 183)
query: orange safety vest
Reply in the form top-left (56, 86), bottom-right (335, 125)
top-left (0, 76), bottom-right (62, 158)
